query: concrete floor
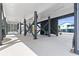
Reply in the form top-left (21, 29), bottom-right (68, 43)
top-left (0, 35), bottom-right (37, 56)
top-left (0, 32), bottom-right (77, 56)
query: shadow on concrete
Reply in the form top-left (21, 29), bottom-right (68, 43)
top-left (2, 38), bottom-right (11, 43)
top-left (0, 37), bottom-right (21, 51)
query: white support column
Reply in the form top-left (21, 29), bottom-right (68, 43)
top-left (74, 3), bottom-right (79, 54)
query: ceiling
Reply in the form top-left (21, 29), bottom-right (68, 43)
top-left (3, 3), bottom-right (74, 24)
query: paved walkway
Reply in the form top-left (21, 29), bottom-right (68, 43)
top-left (0, 33), bottom-right (77, 56)
top-left (0, 35), bottom-right (37, 56)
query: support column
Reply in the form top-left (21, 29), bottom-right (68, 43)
top-left (29, 23), bottom-right (31, 33)
top-left (34, 11), bottom-right (38, 39)
top-left (6, 22), bottom-right (8, 34)
top-left (17, 23), bottom-right (19, 32)
top-left (9, 24), bottom-right (11, 32)
top-left (48, 16), bottom-right (51, 37)
top-left (4, 17), bottom-right (7, 35)
top-left (74, 3), bottom-right (79, 54)
top-left (24, 19), bottom-right (27, 36)
top-left (2, 17), bottom-right (6, 37)
top-left (0, 3), bottom-right (3, 45)
top-left (20, 22), bottom-right (21, 34)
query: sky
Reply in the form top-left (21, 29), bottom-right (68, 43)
top-left (58, 16), bottom-right (74, 25)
